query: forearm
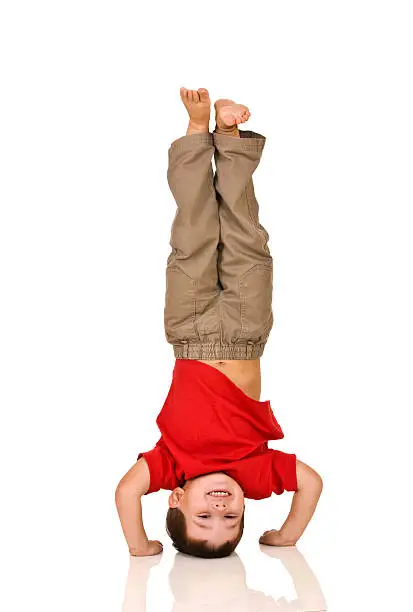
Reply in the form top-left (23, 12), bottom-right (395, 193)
top-left (279, 487), bottom-right (321, 544)
top-left (115, 491), bottom-right (149, 554)
top-left (260, 460), bottom-right (323, 547)
top-left (280, 463), bottom-right (323, 544)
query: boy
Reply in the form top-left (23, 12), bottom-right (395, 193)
top-left (115, 88), bottom-right (322, 558)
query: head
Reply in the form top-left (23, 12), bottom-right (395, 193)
top-left (166, 472), bottom-right (245, 558)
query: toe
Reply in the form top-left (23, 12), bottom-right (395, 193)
top-left (193, 90), bottom-right (200, 103)
top-left (189, 90), bottom-right (195, 102)
top-left (198, 88), bottom-right (209, 102)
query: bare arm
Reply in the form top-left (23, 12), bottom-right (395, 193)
top-left (259, 459), bottom-right (323, 547)
top-left (115, 458), bottom-right (163, 557)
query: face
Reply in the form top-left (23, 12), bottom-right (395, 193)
top-left (168, 473), bottom-right (245, 547)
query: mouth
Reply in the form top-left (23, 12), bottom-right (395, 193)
top-left (207, 489), bottom-right (232, 497)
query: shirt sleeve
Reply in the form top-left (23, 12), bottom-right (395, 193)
top-left (225, 449), bottom-right (297, 499)
top-left (270, 449), bottom-right (298, 494)
top-left (137, 437), bottom-right (179, 494)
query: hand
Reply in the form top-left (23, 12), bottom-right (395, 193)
top-left (259, 529), bottom-right (297, 547)
top-left (129, 540), bottom-right (163, 557)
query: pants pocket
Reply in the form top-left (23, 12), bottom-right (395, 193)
top-left (238, 263), bottom-right (273, 342)
top-left (164, 266), bottom-right (199, 343)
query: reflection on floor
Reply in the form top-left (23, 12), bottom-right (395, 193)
top-left (122, 545), bottom-right (327, 611)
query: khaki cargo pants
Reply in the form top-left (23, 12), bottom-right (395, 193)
top-left (165, 130), bottom-right (273, 360)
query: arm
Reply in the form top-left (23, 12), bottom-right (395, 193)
top-left (260, 460), bottom-right (323, 547)
top-left (115, 458), bottom-right (163, 557)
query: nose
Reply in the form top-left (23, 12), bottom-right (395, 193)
top-left (211, 499), bottom-right (228, 511)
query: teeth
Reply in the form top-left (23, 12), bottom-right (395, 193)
top-left (209, 491), bottom-right (229, 496)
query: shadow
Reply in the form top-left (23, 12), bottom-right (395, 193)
top-left (122, 546), bottom-right (327, 611)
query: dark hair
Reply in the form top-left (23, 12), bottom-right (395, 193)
top-left (166, 507), bottom-right (245, 558)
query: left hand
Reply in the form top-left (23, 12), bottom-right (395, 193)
top-left (259, 529), bottom-right (297, 547)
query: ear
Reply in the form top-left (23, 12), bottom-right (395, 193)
top-left (168, 487), bottom-right (185, 508)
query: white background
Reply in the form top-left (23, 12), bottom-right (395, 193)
top-left (1, 1), bottom-right (412, 611)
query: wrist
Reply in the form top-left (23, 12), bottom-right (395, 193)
top-left (279, 527), bottom-right (298, 546)
top-left (129, 540), bottom-right (149, 556)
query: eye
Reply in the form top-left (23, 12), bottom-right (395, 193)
top-left (198, 514), bottom-right (210, 519)
top-left (224, 515), bottom-right (237, 519)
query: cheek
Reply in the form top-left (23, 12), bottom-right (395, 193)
top-left (180, 490), bottom-right (202, 514)
top-left (183, 482), bottom-right (207, 504)
top-left (233, 493), bottom-right (245, 513)
top-left (236, 487), bottom-right (245, 504)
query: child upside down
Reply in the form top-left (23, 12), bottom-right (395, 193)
top-left (115, 88), bottom-right (323, 558)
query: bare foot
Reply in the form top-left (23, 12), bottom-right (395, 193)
top-left (180, 87), bottom-right (211, 135)
top-left (214, 99), bottom-right (251, 136)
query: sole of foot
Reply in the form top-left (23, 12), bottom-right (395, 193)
top-left (214, 99), bottom-right (251, 134)
top-left (180, 87), bottom-right (211, 134)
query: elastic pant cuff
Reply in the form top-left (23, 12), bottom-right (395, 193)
top-left (173, 342), bottom-right (266, 360)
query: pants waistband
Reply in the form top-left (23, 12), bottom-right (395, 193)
top-left (173, 342), bottom-right (266, 360)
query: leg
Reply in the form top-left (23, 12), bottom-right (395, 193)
top-left (165, 88), bottom-right (221, 358)
top-left (213, 99), bottom-right (273, 359)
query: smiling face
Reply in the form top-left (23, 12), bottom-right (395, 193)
top-left (168, 472), bottom-right (245, 547)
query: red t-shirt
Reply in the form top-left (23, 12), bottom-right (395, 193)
top-left (138, 360), bottom-right (297, 500)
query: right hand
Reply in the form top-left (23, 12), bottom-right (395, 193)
top-left (129, 540), bottom-right (163, 557)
